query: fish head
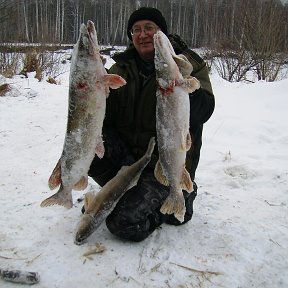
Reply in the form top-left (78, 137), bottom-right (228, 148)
top-left (154, 31), bottom-right (178, 81)
top-left (154, 31), bottom-right (194, 96)
top-left (77, 20), bottom-right (100, 57)
top-left (70, 20), bottom-right (102, 86)
top-left (74, 214), bottom-right (97, 245)
top-left (154, 31), bottom-right (193, 96)
top-left (154, 31), bottom-right (193, 77)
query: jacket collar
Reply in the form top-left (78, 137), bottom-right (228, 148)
top-left (112, 45), bottom-right (138, 65)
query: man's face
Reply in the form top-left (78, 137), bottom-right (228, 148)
top-left (130, 20), bottom-right (159, 61)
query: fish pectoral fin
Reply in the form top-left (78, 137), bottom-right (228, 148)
top-left (181, 76), bottom-right (200, 93)
top-left (186, 132), bottom-right (192, 151)
top-left (181, 168), bottom-right (194, 192)
top-left (103, 74), bottom-right (126, 90)
top-left (84, 191), bottom-right (95, 212)
top-left (40, 185), bottom-right (73, 209)
top-left (48, 159), bottom-right (61, 190)
top-left (73, 176), bottom-right (88, 191)
top-left (154, 160), bottom-right (169, 186)
top-left (95, 140), bottom-right (105, 159)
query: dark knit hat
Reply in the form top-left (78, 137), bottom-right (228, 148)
top-left (127, 7), bottom-right (168, 40)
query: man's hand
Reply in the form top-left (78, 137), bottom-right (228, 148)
top-left (168, 34), bottom-right (188, 54)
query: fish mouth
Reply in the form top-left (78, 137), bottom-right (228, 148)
top-left (79, 23), bottom-right (89, 39)
top-left (153, 31), bottom-right (172, 74)
top-left (154, 31), bottom-right (175, 58)
top-left (86, 20), bottom-right (94, 35)
top-left (78, 21), bottom-right (99, 53)
top-left (78, 25), bottom-right (92, 51)
top-left (74, 237), bottom-right (86, 246)
top-left (154, 32), bottom-right (168, 63)
top-left (74, 214), bottom-right (96, 245)
top-left (153, 32), bottom-right (161, 50)
top-left (153, 31), bottom-right (166, 50)
top-left (74, 229), bottom-right (91, 245)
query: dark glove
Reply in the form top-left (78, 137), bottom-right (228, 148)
top-left (168, 34), bottom-right (188, 54)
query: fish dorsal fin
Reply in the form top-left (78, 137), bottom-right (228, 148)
top-left (84, 191), bottom-right (95, 212)
top-left (48, 160), bottom-right (61, 190)
top-left (178, 76), bottom-right (200, 93)
top-left (154, 160), bottom-right (169, 186)
top-left (73, 176), bottom-right (88, 191)
top-left (181, 168), bottom-right (194, 192)
top-left (173, 54), bottom-right (193, 77)
top-left (103, 74), bottom-right (126, 90)
top-left (180, 132), bottom-right (192, 151)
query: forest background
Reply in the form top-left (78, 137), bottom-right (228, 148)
top-left (1, 0), bottom-right (288, 48)
top-left (0, 0), bottom-right (288, 82)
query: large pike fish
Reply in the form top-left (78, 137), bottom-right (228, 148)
top-left (75, 137), bottom-right (156, 245)
top-left (153, 31), bottom-right (200, 222)
top-left (41, 21), bottom-right (126, 209)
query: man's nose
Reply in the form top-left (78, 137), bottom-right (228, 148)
top-left (139, 30), bottom-right (147, 37)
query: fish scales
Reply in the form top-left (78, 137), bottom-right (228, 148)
top-left (153, 31), bottom-right (200, 222)
top-left (75, 137), bottom-right (156, 245)
top-left (41, 21), bottom-right (126, 209)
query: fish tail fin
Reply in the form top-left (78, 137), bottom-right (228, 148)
top-left (103, 74), bottom-right (126, 90)
top-left (181, 168), bottom-right (194, 193)
top-left (160, 189), bottom-right (186, 223)
top-left (40, 185), bottom-right (73, 209)
top-left (154, 160), bottom-right (169, 186)
top-left (73, 176), bottom-right (88, 191)
top-left (48, 160), bottom-right (61, 190)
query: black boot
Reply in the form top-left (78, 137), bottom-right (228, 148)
top-left (105, 168), bottom-right (170, 242)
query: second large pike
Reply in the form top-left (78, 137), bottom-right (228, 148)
top-left (41, 21), bottom-right (126, 209)
top-left (153, 31), bottom-right (200, 222)
top-left (75, 137), bottom-right (156, 245)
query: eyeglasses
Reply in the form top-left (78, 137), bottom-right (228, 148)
top-left (130, 24), bottom-right (159, 36)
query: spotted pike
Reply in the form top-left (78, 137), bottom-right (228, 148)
top-left (41, 21), bottom-right (126, 209)
top-left (153, 31), bottom-right (200, 222)
top-left (75, 137), bottom-right (156, 245)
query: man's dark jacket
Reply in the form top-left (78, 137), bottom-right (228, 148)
top-left (104, 37), bottom-right (215, 180)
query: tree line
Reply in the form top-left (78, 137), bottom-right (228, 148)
top-left (1, 0), bottom-right (287, 82)
top-left (0, 0), bottom-right (287, 52)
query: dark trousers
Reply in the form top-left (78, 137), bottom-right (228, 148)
top-left (88, 130), bottom-right (197, 242)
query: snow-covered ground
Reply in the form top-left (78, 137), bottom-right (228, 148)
top-left (0, 54), bottom-right (287, 287)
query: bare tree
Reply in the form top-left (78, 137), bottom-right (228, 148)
top-left (0, 0), bottom-right (287, 77)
